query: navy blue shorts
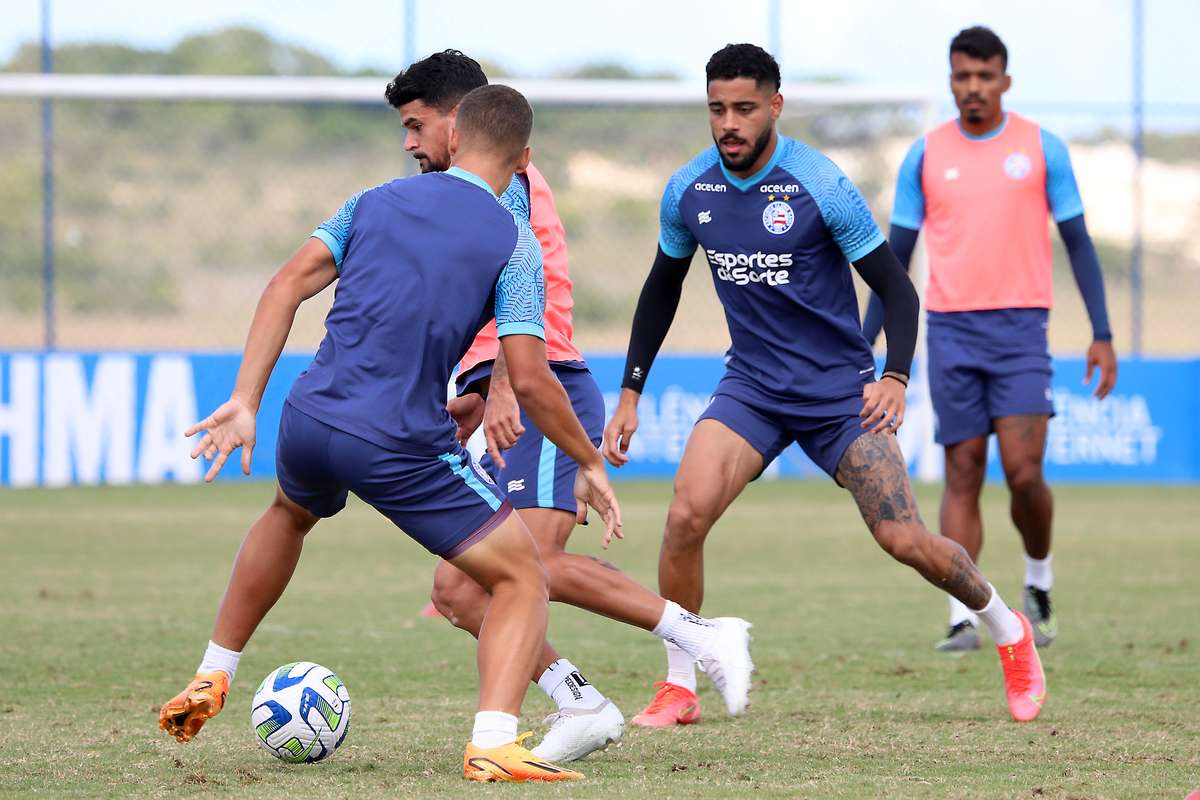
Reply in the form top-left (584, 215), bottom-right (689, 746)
top-left (275, 402), bottom-right (510, 558)
top-left (479, 366), bottom-right (605, 513)
top-left (696, 372), bottom-right (867, 480)
top-left (926, 309), bottom-right (1055, 446)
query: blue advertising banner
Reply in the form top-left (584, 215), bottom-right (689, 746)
top-left (1, 351), bottom-right (1197, 486)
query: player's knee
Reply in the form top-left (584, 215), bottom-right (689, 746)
top-left (945, 452), bottom-right (986, 495)
top-left (875, 521), bottom-right (926, 568)
top-left (664, 497), bottom-right (713, 551)
top-left (1004, 459), bottom-right (1045, 495)
top-left (430, 570), bottom-right (474, 629)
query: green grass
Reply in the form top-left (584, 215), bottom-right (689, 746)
top-left (0, 481), bottom-right (1197, 799)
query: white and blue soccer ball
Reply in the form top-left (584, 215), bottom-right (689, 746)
top-left (251, 662), bottom-right (351, 763)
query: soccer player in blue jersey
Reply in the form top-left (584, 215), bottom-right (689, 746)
top-left (383, 50), bottom-right (754, 761)
top-left (604, 44), bottom-right (1047, 725)
top-left (158, 85), bottom-right (619, 782)
top-left (863, 27), bottom-right (1117, 652)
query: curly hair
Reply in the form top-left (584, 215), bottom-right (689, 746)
top-left (705, 43), bottom-right (781, 92)
top-left (384, 49), bottom-right (488, 110)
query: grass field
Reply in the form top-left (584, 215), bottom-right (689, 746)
top-left (1, 480), bottom-right (1197, 799)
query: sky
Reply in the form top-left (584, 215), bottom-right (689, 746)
top-left (4, 0), bottom-right (1199, 120)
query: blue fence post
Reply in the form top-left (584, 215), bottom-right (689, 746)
top-left (1131, 0), bottom-right (1144, 356)
top-left (40, 0), bottom-right (56, 351)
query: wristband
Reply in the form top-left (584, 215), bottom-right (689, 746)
top-left (881, 371), bottom-right (908, 387)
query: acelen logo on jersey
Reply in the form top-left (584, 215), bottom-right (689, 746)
top-left (705, 249), bottom-right (792, 286)
top-left (694, 181), bottom-right (727, 192)
top-left (759, 184), bottom-right (800, 193)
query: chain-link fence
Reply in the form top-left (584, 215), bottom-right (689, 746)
top-left (1, 93), bottom-right (1197, 356)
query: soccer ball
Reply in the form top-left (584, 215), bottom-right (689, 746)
top-left (251, 662), bottom-right (351, 763)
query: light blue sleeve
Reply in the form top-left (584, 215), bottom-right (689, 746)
top-left (781, 144), bottom-right (886, 262)
top-left (891, 137), bottom-right (926, 230)
top-left (495, 219), bottom-right (546, 339)
top-left (658, 174), bottom-right (698, 259)
top-left (311, 189), bottom-right (368, 271)
top-left (1041, 128), bottom-right (1085, 222)
top-left (499, 173), bottom-right (531, 222)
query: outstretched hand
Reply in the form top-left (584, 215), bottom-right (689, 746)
top-left (601, 395), bottom-right (639, 467)
top-left (573, 461), bottom-right (623, 549)
top-left (1084, 340), bottom-right (1118, 399)
top-left (185, 397), bottom-right (257, 482)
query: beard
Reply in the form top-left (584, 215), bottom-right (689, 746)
top-left (715, 125), bottom-right (773, 172)
top-left (415, 152), bottom-right (450, 173)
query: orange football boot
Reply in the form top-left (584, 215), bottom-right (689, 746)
top-left (630, 681), bottom-right (701, 728)
top-left (463, 734), bottom-right (583, 782)
top-left (998, 611), bottom-right (1047, 722)
top-left (159, 671), bottom-right (230, 742)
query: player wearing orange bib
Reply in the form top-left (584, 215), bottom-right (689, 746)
top-left (864, 27), bottom-right (1118, 652)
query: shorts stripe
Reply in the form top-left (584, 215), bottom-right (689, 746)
top-left (438, 452), bottom-right (502, 512)
top-left (536, 437), bottom-right (557, 508)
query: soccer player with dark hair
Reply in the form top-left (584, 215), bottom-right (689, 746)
top-left (605, 43), bottom-right (1047, 726)
top-left (863, 26), bottom-right (1117, 652)
top-left (158, 84), bottom-right (620, 782)
top-left (383, 50), bottom-right (753, 761)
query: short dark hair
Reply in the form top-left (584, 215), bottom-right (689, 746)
top-left (455, 84), bottom-right (533, 162)
top-left (384, 49), bottom-right (487, 111)
top-left (949, 26), bottom-right (1008, 71)
top-left (705, 43), bottom-right (781, 92)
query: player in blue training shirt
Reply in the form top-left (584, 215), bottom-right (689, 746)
top-left (382, 50), bottom-right (753, 764)
top-left (158, 85), bottom-right (620, 783)
top-left (604, 44), bottom-right (1047, 726)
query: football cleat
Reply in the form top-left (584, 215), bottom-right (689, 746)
top-left (630, 682), bottom-right (701, 728)
top-left (997, 611), bottom-right (1048, 722)
top-left (463, 734), bottom-right (583, 782)
top-left (696, 617), bottom-right (754, 715)
top-left (934, 620), bottom-right (982, 652)
top-left (159, 670), bottom-right (230, 743)
top-left (530, 699), bottom-right (624, 763)
top-left (1023, 586), bottom-right (1057, 648)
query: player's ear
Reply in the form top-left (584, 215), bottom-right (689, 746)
top-left (771, 91), bottom-right (784, 121)
top-left (514, 145), bottom-right (531, 173)
top-left (448, 126), bottom-right (460, 157)
top-left (1001, 73), bottom-right (1012, 94)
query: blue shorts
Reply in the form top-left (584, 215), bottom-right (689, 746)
top-left (275, 402), bottom-right (510, 558)
top-left (927, 309), bottom-right (1055, 446)
top-left (478, 365), bottom-right (605, 513)
top-left (697, 372), bottom-right (867, 480)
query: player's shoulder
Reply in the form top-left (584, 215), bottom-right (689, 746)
top-left (776, 136), bottom-right (856, 199)
top-left (665, 146), bottom-right (722, 199)
top-left (508, 214), bottom-right (540, 262)
top-left (499, 172), bottom-right (531, 220)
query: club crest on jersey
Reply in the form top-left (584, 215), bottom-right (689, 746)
top-left (762, 200), bottom-right (794, 235)
top-left (471, 458), bottom-right (496, 486)
top-left (1004, 152), bottom-right (1032, 180)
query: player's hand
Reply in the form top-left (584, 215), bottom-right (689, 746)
top-left (185, 396), bottom-right (257, 482)
top-left (860, 377), bottom-right (906, 434)
top-left (483, 382), bottom-right (524, 471)
top-left (602, 390), bottom-right (640, 467)
top-left (1084, 339), bottom-right (1118, 399)
top-left (574, 460), bottom-right (623, 548)
top-left (447, 394), bottom-right (485, 447)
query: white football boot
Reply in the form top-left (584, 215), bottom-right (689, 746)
top-left (696, 617), bottom-right (755, 715)
top-left (530, 699), bottom-right (625, 762)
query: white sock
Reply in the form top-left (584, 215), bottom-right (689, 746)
top-left (663, 642), bottom-right (697, 693)
top-left (536, 659), bottom-right (605, 710)
top-left (1024, 553), bottom-right (1053, 591)
top-left (653, 600), bottom-right (719, 659)
top-left (948, 596), bottom-right (979, 628)
top-left (471, 710), bottom-right (518, 749)
top-left (197, 640), bottom-right (241, 684)
top-left (974, 584), bottom-right (1024, 646)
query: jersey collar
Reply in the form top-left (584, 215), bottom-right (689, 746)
top-left (445, 166), bottom-right (497, 197)
top-left (719, 133), bottom-right (787, 192)
top-left (956, 112), bottom-right (1008, 141)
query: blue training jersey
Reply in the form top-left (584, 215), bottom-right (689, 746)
top-left (660, 134), bottom-right (885, 403)
top-left (288, 166), bottom-right (545, 454)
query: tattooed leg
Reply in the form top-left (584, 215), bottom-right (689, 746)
top-left (836, 433), bottom-right (992, 610)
